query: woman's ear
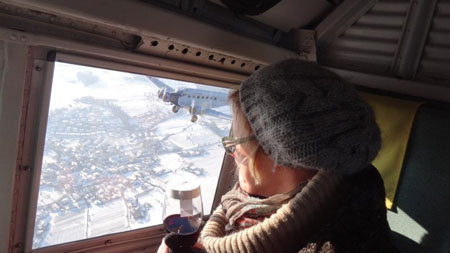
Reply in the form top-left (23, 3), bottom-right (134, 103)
top-left (254, 147), bottom-right (275, 174)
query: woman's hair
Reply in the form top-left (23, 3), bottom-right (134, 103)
top-left (229, 90), bottom-right (263, 183)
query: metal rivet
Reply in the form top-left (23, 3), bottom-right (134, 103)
top-left (11, 34), bottom-right (17, 40)
top-left (35, 66), bottom-right (42, 71)
top-left (20, 35), bottom-right (26, 42)
top-left (19, 165), bottom-right (31, 171)
top-left (14, 242), bottom-right (23, 249)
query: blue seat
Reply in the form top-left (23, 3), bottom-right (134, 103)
top-left (387, 104), bottom-right (450, 253)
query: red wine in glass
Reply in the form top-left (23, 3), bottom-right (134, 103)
top-left (164, 214), bottom-right (202, 248)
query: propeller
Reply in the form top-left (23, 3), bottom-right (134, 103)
top-left (162, 88), bottom-right (169, 101)
top-left (157, 87), bottom-right (169, 102)
top-left (157, 87), bottom-right (164, 99)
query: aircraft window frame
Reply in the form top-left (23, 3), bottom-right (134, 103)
top-left (22, 52), bottom-right (239, 253)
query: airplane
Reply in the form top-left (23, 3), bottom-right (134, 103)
top-left (147, 76), bottom-right (232, 122)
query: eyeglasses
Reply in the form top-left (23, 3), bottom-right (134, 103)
top-left (221, 135), bottom-right (256, 155)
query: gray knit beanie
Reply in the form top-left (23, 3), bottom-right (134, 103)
top-left (239, 59), bottom-right (381, 174)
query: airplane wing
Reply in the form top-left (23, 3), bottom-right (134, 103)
top-left (146, 76), bottom-right (175, 93)
top-left (203, 108), bottom-right (232, 120)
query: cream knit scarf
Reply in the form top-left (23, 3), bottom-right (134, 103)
top-left (201, 171), bottom-right (344, 253)
top-left (221, 181), bottom-right (308, 233)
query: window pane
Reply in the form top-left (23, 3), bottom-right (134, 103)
top-left (33, 62), bottom-right (232, 249)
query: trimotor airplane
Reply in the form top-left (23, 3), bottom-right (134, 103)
top-left (147, 76), bottom-right (232, 122)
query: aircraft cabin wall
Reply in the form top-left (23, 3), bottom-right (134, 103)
top-left (0, 42), bottom-right (29, 252)
top-left (1, 0), bottom-right (449, 252)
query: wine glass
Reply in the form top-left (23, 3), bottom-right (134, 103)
top-left (163, 179), bottom-right (203, 249)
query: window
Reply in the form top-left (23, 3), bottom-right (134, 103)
top-left (32, 62), bottom-right (232, 249)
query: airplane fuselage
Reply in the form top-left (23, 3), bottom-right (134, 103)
top-left (175, 88), bottom-right (228, 112)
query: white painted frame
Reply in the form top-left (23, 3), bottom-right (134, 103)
top-left (2, 0), bottom-right (297, 65)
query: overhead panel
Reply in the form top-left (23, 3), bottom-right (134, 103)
top-left (417, 0), bottom-right (450, 87)
top-left (319, 0), bottom-right (410, 76)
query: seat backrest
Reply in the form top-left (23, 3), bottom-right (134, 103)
top-left (387, 104), bottom-right (450, 253)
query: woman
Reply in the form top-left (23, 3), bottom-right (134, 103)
top-left (159, 59), bottom-right (397, 253)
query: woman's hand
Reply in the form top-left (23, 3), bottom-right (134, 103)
top-left (156, 233), bottom-right (205, 253)
top-left (193, 240), bottom-right (205, 251)
top-left (156, 240), bottom-right (169, 253)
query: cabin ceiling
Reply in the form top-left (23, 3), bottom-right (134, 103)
top-left (142, 0), bottom-right (450, 89)
top-left (0, 0), bottom-right (449, 100)
top-left (319, 0), bottom-right (450, 88)
top-left (208, 0), bottom-right (335, 32)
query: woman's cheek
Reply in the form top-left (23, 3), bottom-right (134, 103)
top-left (238, 165), bottom-right (248, 188)
top-left (238, 163), bottom-right (257, 194)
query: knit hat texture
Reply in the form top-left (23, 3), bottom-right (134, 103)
top-left (239, 59), bottom-right (381, 174)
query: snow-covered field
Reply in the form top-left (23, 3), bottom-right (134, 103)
top-left (33, 63), bottom-right (232, 248)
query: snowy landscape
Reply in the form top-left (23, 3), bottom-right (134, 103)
top-left (33, 63), bottom-right (232, 249)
